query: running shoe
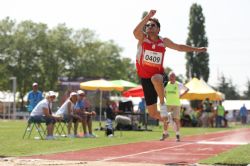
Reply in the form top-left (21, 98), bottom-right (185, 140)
top-left (160, 133), bottom-right (169, 141)
top-left (176, 134), bottom-right (180, 142)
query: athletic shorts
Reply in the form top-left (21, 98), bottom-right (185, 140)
top-left (167, 105), bottom-right (181, 120)
top-left (141, 74), bottom-right (168, 106)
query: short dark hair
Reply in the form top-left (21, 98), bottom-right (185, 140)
top-left (149, 18), bottom-right (160, 29)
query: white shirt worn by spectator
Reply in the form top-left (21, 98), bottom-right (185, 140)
top-left (30, 99), bottom-right (51, 116)
top-left (55, 98), bottom-right (75, 116)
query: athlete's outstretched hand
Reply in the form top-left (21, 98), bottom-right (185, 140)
top-left (148, 10), bottom-right (156, 18)
top-left (196, 47), bottom-right (207, 53)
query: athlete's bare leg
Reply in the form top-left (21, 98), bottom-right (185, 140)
top-left (151, 74), bottom-right (165, 105)
top-left (147, 104), bottom-right (159, 119)
top-left (147, 104), bottom-right (168, 133)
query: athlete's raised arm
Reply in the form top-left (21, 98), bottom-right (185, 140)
top-left (133, 10), bottom-right (156, 43)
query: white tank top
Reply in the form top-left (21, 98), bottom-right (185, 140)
top-left (56, 98), bottom-right (75, 115)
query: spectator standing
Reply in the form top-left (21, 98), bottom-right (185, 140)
top-left (164, 72), bottom-right (189, 141)
top-left (105, 100), bottom-right (117, 137)
top-left (239, 104), bottom-right (248, 125)
top-left (27, 82), bottom-right (43, 113)
top-left (202, 98), bottom-right (213, 127)
top-left (215, 101), bottom-right (225, 127)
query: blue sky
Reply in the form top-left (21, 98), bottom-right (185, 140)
top-left (1, 0), bottom-right (250, 93)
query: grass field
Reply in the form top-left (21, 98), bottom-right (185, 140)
top-left (0, 120), bottom-right (249, 165)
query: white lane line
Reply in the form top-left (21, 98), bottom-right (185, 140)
top-left (99, 142), bottom-right (194, 162)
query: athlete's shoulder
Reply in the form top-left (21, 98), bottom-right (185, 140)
top-left (161, 37), bottom-right (173, 47)
top-left (162, 37), bottom-right (173, 43)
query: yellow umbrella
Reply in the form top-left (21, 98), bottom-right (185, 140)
top-left (80, 79), bottom-right (124, 91)
top-left (110, 79), bottom-right (138, 88)
top-left (181, 78), bottom-right (223, 101)
top-left (80, 79), bottom-right (124, 129)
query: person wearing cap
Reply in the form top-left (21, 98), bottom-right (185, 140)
top-left (55, 91), bottom-right (82, 137)
top-left (75, 90), bottom-right (96, 138)
top-left (27, 82), bottom-right (43, 113)
top-left (29, 91), bottom-right (58, 140)
top-left (26, 82), bottom-right (44, 131)
top-left (163, 72), bottom-right (189, 142)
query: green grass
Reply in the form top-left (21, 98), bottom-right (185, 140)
top-left (0, 119), bottom-right (249, 165)
top-left (199, 124), bottom-right (250, 165)
top-left (200, 144), bottom-right (250, 165)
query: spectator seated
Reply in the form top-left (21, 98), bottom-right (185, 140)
top-left (23, 116), bottom-right (47, 139)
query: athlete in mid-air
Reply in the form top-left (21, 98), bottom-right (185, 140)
top-left (133, 10), bottom-right (207, 140)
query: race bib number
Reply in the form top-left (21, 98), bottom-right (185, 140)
top-left (143, 50), bottom-right (163, 66)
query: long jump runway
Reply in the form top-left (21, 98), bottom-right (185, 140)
top-left (25, 128), bottom-right (250, 165)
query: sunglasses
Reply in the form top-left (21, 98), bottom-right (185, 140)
top-left (145, 23), bottom-right (156, 28)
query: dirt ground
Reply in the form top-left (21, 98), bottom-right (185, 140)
top-left (0, 158), bottom-right (167, 166)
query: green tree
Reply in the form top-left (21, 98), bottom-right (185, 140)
top-left (186, 3), bottom-right (209, 82)
top-left (0, 18), bottom-right (49, 109)
top-left (0, 18), bottom-right (138, 110)
top-left (42, 24), bottom-right (77, 90)
top-left (217, 74), bottom-right (240, 100)
top-left (0, 17), bottom-right (16, 90)
top-left (242, 79), bottom-right (250, 99)
top-left (72, 29), bottom-right (137, 82)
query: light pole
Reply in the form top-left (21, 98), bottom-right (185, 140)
top-left (9, 77), bottom-right (16, 119)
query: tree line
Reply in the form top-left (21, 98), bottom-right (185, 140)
top-left (0, 17), bottom-right (138, 107)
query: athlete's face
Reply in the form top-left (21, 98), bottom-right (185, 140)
top-left (145, 21), bottom-right (159, 35)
